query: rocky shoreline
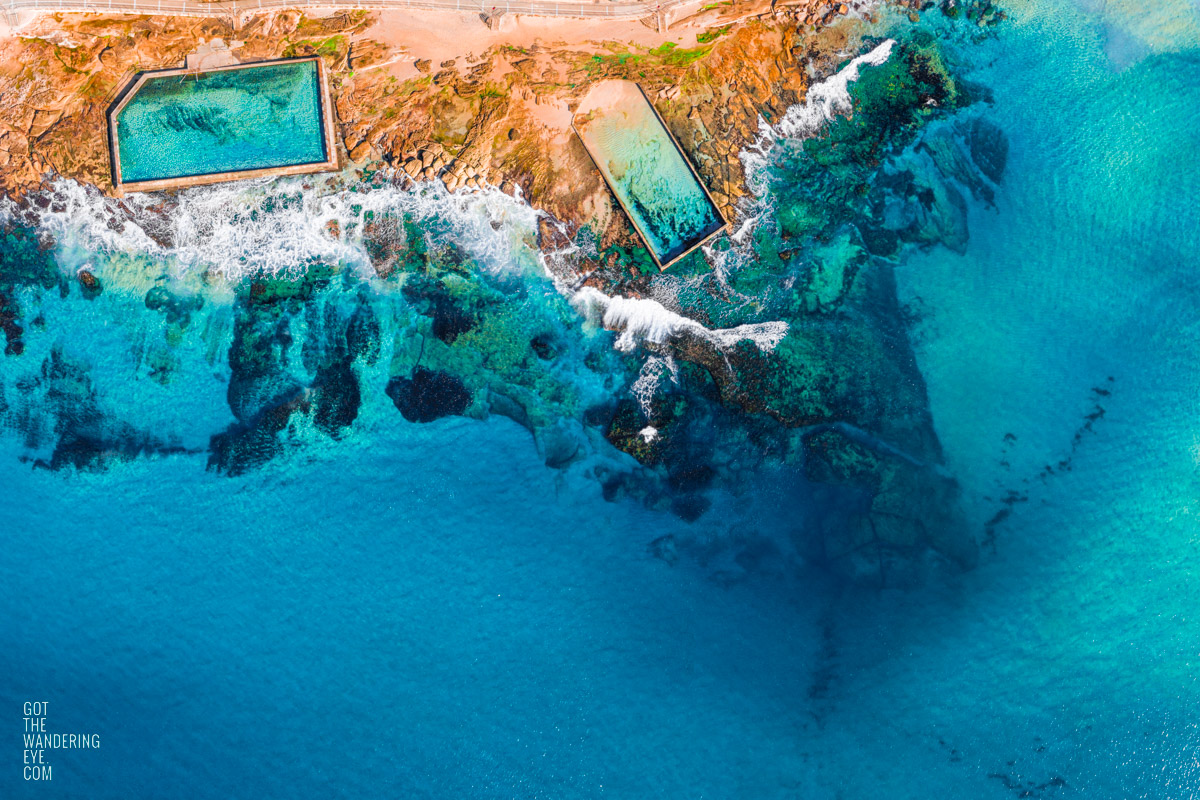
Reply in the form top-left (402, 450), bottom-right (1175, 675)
top-left (0, 1), bottom-right (1007, 585)
top-left (0, 4), bottom-right (864, 214)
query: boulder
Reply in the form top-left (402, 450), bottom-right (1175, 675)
top-left (77, 269), bottom-right (102, 300)
top-left (802, 427), bottom-right (977, 584)
top-left (311, 357), bottom-right (361, 436)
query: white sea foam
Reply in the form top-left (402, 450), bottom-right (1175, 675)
top-left (776, 39), bottom-right (896, 140)
top-left (715, 38), bottom-right (897, 277)
top-left (631, 356), bottom-right (678, 417)
top-left (573, 286), bottom-right (788, 354)
top-left (3, 174), bottom-right (544, 281)
top-left (740, 38), bottom-right (896, 199)
top-left (711, 322), bottom-right (790, 351)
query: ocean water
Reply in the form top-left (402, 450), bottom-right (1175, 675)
top-left (4, 0), bottom-right (1200, 797)
top-left (575, 82), bottom-right (724, 265)
top-left (116, 59), bottom-right (327, 183)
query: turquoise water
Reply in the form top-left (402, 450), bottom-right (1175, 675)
top-left (575, 86), bottom-right (724, 265)
top-left (116, 60), bottom-right (327, 183)
top-left (4, 1), bottom-right (1200, 797)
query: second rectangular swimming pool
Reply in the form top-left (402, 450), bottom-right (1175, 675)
top-left (574, 81), bottom-right (726, 268)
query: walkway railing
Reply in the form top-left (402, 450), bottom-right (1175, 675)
top-left (2, 0), bottom-right (700, 22)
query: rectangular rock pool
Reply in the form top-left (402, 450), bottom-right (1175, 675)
top-left (110, 57), bottom-right (338, 193)
top-left (573, 81), bottom-right (726, 269)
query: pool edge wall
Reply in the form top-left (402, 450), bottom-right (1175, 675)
top-left (108, 56), bottom-right (340, 196)
top-left (572, 82), bottom-right (728, 271)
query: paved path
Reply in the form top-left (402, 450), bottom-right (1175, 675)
top-left (2, 0), bottom-right (700, 22)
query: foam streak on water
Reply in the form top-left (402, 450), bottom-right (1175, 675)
top-left (777, 40), bottom-right (896, 139)
top-left (3, 174), bottom-right (546, 281)
top-left (741, 38), bottom-right (896, 195)
top-left (700, 37), bottom-right (898, 281)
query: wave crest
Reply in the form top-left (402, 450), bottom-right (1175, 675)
top-left (3, 174), bottom-right (545, 280)
top-left (572, 286), bottom-right (788, 353)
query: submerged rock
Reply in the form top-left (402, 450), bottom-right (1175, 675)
top-left (1, 347), bottom-right (194, 471)
top-left (402, 275), bottom-right (478, 344)
top-left (0, 222), bottom-right (61, 356)
top-left (431, 298), bottom-right (476, 344)
top-left (311, 357), bottom-right (361, 436)
top-left (50, 428), bottom-right (190, 472)
top-left (877, 154), bottom-right (971, 253)
top-left (211, 304), bottom-right (304, 473)
top-left (606, 398), bottom-right (667, 465)
top-left (866, 116), bottom-right (1008, 253)
top-left (534, 419), bottom-right (589, 470)
top-left (345, 293), bottom-right (383, 366)
top-left (386, 367), bottom-right (471, 423)
top-left (648, 533), bottom-right (680, 565)
top-left (803, 427), bottom-right (976, 584)
top-left (530, 332), bottom-right (560, 360)
top-left (209, 388), bottom-right (309, 476)
top-left (968, 117), bottom-right (1009, 185)
top-left (671, 493), bottom-right (712, 522)
top-left (210, 280), bottom-right (371, 474)
top-left (0, 290), bottom-right (23, 356)
top-left (145, 284), bottom-right (203, 329)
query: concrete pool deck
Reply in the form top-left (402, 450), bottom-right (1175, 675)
top-left (107, 55), bottom-right (340, 195)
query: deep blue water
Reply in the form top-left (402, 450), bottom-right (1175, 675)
top-left (5, 0), bottom-right (1200, 797)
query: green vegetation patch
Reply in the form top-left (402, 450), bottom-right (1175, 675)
top-left (580, 42), bottom-right (713, 78)
top-left (283, 34), bottom-right (347, 60)
top-left (696, 26), bottom-right (732, 45)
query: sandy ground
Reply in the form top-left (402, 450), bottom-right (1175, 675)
top-left (3, 5), bottom-right (705, 72)
top-left (358, 8), bottom-right (701, 81)
top-left (1, 5), bottom-right (705, 134)
top-left (342, 8), bottom-right (705, 133)
top-left (575, 76), bottom-right (643, 117)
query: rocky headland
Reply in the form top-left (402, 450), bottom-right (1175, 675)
top-left (0, 0), bottom-right (1007, 584)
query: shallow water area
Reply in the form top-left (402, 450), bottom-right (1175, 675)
top-left (887, 0), bottom-right (1200, 795)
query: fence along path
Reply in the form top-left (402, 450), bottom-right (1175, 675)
top-left (2, 0), bottom-right (699, 22)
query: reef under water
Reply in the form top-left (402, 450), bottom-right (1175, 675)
top-left (4, 0), bottom-right (1200, 796)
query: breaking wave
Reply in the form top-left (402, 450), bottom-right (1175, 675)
top-left (774, 39), bottom-right (896, 140)
top-left (572, 286), bottom-right (788, 353)
top-left (703, 38), bottom-right (897, 279)
top-left (2, 173), bottom-right (545, 280)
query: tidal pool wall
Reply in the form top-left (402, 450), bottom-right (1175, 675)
top-left (574, 81), bottom-right (726, 268)
top-left (109, 57), bottom-right (339, 194)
